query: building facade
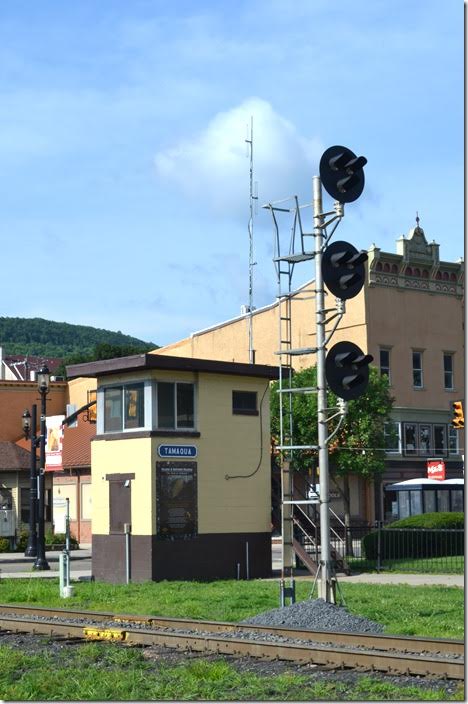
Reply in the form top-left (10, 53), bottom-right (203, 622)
top-left (67, 353), bottom-right (278, 583)
top-left (155, 223), bottom-right (465, 523)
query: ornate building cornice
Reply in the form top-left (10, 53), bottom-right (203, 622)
top-left (367, 220), bottom-right (464, 297)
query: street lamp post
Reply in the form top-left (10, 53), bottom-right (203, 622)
top-left (21, 406), bottom-right (38, 557)
top-left (34, 365), bottom-right (50, 571)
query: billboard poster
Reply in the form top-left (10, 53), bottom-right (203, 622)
top-left (45, 415), bottom-right (65, 471)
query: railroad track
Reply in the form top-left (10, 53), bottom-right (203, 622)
top-left (0, 604), bottom-right (463, 680)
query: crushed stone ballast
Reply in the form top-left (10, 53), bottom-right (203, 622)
top-left (0, 602), bottom-right (463, 680)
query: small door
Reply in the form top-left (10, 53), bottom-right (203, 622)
top-left (109, 479), bottom-right (131, 533)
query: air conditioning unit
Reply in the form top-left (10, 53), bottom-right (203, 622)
top-left (241, 305), bottom-right (256, 315)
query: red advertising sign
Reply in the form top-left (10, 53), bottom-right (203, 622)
top-left (427, 459), bottom-right (446, 481)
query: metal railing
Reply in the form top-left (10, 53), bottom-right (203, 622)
top-left (348, 524), bottom-right (464, 574)
top-left (294, 523), bottom-right (464, 574)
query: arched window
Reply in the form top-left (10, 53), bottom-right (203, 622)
top-left (383, 262), bottom-right (390, 272)
top-left (405, 266), bottom-right (413, 276)
top-left (436, 271), bottom-right (442, 280)
top-left (376, 262), bottom-right (383, 271)
top-left (450, 272), bottom-right (457, 282)
top-left (413, 268), bottom-right (420, 277)
top-left (442, 271), bottom-right (449, 281)
top-left (391, 264), bottom-right (398, 274)
top-left (422, 269), bottom-right (429, 278)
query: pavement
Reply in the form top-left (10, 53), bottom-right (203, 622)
top-left (0, 548), bottom-right (92, 580)
top-left (0, 545), bottom-right (464, 587)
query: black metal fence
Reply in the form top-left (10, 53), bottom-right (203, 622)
top-left (328, 524), bottom-right (464, 574)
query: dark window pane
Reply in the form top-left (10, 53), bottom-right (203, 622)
top-left (380, 349), bottom-right (390, 375)
top-left (451, 490), bottom-right (463, 511)
top-left (444, 354), bottom-right (454, 389)
top-left (104, 387), bottom-right (123, 432)
top-left (418, 425), bottom-right (431, 455)
top-left (158, 383), bottom-right (175, 428)
top-left (0, 488), bottom-right (12, 510)
top-left (434, 425), bottom-right (447, 455)
top-left (124, 384), bottom-right (145, 429)
top-left (177, 383), bottom-right (194, 428)
top-left (232, 391), bottom-right (257, 413)
top-left (410, 491), bottom-right (422, 515)
top-left (384, 421), bottom-right (399, 452)
top-left (437, 490), bottom-right (450, 512)
top-left (404, 424), bottom-right (417, 454)
top-left (424, 490), bottom-right (436, 513)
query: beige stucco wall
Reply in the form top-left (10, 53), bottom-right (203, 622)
top-left (366, 285), bottom-right (464, 410)
top-left (155, 281), bottom-right (369, 372)
top-left (193, 372), bottom-right (271, 533)
top-left (67, 377), bottom-right (97, 407)
top-left (91, 370), bottom-right (271, 537)
top-left (91, 437), bottom-right (153, 535)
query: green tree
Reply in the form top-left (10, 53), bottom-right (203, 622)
top-left (270, 365), bottom-right (394, 540)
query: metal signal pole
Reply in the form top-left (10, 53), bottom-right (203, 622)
top-left (313, 175), bottom-right (335, 603)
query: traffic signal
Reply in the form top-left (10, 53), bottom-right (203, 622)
top-left (322, 240), bottom-right (368, 300)
top-left (319, 145), bottom-right (367, 203)
top-left (451, 401), bottom-right (464, 429)
top-left (325, 341), bottom-right (373, 401)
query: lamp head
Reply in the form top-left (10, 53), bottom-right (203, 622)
top-left (37, 365), bottom-right (50, 394)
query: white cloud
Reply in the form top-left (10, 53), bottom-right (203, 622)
top-left (154, 98), bottom-right (323, 216)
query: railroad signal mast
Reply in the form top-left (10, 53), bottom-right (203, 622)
top-left (265, 145), bottom-right (372, 605)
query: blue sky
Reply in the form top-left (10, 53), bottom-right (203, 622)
top-left (1, 1), bottom-right (463, 346)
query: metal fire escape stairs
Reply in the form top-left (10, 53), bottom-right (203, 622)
top-left (266, 196), bottom-right (350, 604)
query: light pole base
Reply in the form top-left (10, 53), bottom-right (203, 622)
top-left (33, 558), bottom-right (50, 571)
top-left (24, 537), bottom-right (38, 558)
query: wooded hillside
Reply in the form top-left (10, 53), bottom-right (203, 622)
top-left (0, 317), bottom-right (157, 357)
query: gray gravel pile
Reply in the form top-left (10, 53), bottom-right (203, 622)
top-left (241, 598), bottom-right (384, 634)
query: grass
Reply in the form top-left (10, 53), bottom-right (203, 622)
top-left (0, 641), bottom-right (463, 701)
top-left (0, 576), bottom-right (464, 638)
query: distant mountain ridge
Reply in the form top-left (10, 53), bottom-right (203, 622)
top-left (0, 317), bottom-right (157, 358)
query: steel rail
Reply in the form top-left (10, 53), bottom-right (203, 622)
top-left (0, 606), bottom-right (463, 680)
top-left (0, 604), bottom-right (463, 656)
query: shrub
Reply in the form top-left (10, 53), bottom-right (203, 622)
top-left (362, 513), bottom-right (465, 560)
top-left (16, 530), bottom-right (29, 551)
top-left (0, 537), bottom-right (10, 552)
top-left (45, 530), bottom-right (79, 548)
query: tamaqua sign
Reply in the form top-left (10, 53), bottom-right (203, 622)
top-left (158, 444), bottom-right (197, 459)
top-left (426, 459), bottom-right (446, 481)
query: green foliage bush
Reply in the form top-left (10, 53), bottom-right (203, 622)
top-left (16, 530), bottom-right (29, 551)
top-left (0, 537), bottom-right (10, 552)
top-left (9, 530), bottom-right (79, 552)
top-left (389, 512), bottom-right (464, 529)
top-left (362, 512), bottom-right (465, 560)
top-left (45, 530), bottom-right (79, 548)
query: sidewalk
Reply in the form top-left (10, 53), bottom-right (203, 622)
top-left (1, 548), bottom-right (464, 587)
top-left (0, 548), bottom-right (92, 580)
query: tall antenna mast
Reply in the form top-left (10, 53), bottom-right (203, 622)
top-left (245, 116), bottom-right (258, 363)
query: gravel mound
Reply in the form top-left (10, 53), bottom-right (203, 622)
top-left (241, 598), bottom-right (384, 634)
